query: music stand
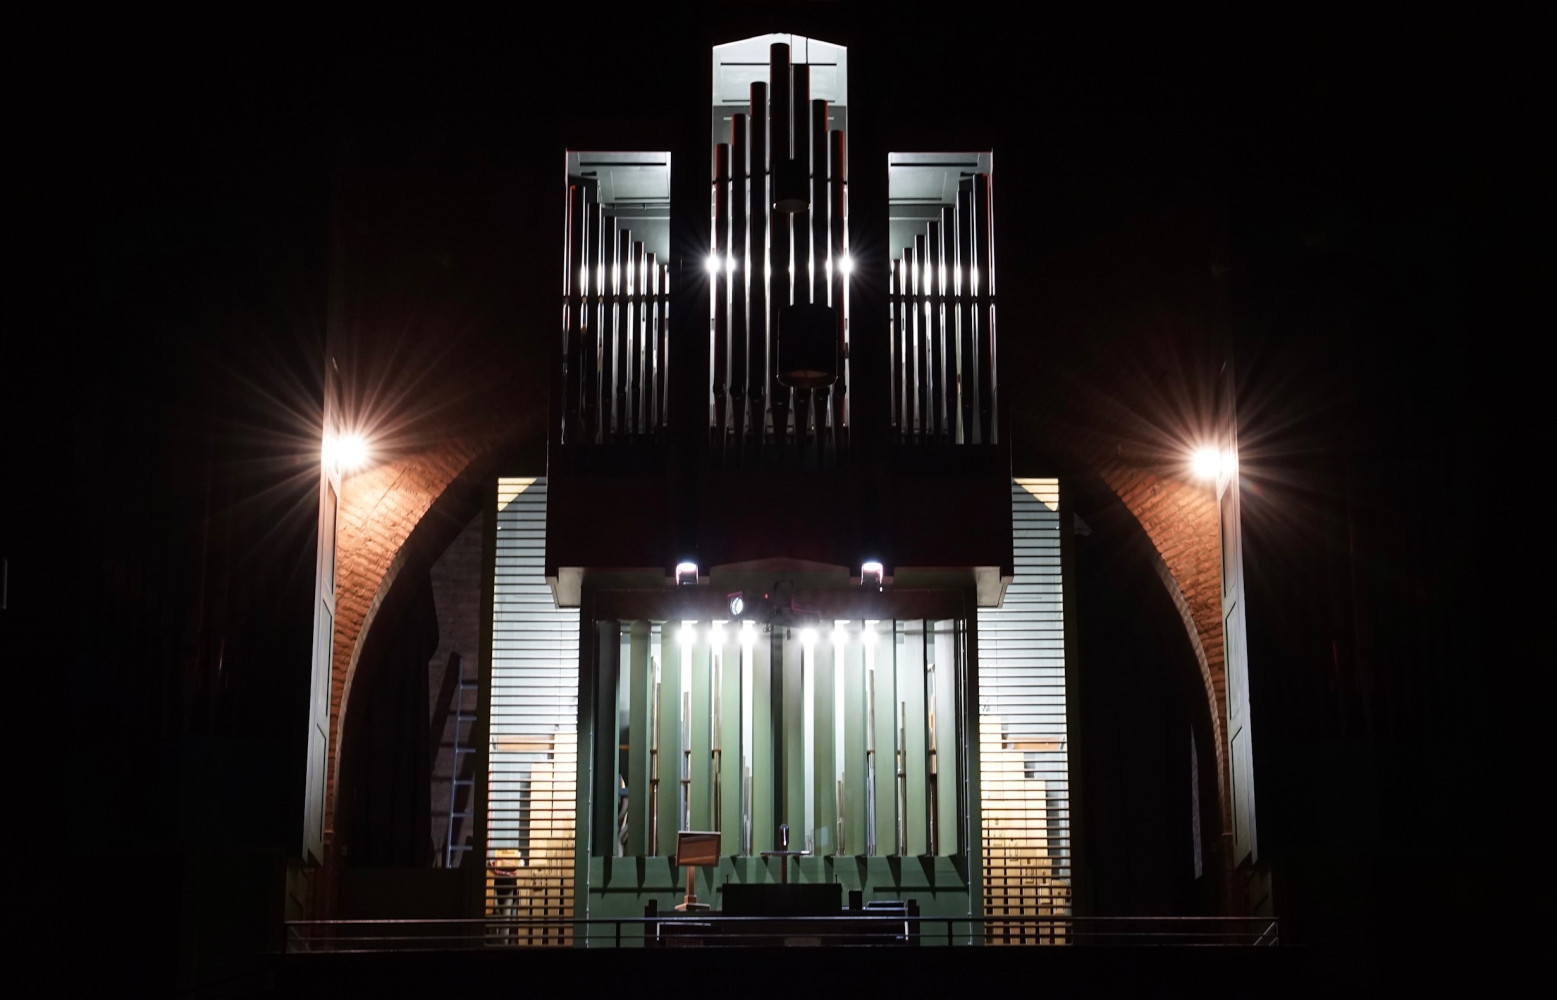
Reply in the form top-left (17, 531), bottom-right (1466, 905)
top-left (673, 831), bottom-right (720, 912)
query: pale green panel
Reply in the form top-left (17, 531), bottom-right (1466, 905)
top-left (715, 636), bottom-right (741, 842)
top-left (655, 627), bottom-right (679, 854)
top-left (931, 622), bottom-right (960, 854)
top-left (750, 633), bottom-right (773, 854)
top-left (871, 636), bottom-right (895, 855)
top-left (841, 631), bottom-right (867, 857)
top-left (814, 641), bottom-right (837, 855)
top-left (687, 630), bottom-right (712, 834)
top-left (781, 634), bottom-right (805, 847)
top-left (897, 623), bottom-right (928, 857)
top-left (626, 622), bottom-right (650, 858)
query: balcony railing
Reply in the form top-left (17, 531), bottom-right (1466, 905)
top-left (285, 914), bottom-right (1278, 953)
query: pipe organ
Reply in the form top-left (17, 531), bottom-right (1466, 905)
top-left (534, 31), bottom-right (1052, 940)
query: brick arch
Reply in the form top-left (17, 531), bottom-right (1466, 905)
top-left (1088, 455), bottom-right (1233, 906)
top-left (323, 425), bottom-right (538, 866)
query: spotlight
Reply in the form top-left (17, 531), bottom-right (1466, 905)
top-left (323, 432), bottom-right (369, 472)
top-left (675, 561), bottom-right (699, 586)
top-left (1191, 447), bottom-right (1234, 481)
top-left (860, 560), bottom-right (884, 589)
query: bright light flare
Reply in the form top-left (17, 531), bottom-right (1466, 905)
top-left (324, 432), bottom-right (369, 471)
top-left (799, 627), bottom-right (817, 650)
top-left (1191, 447), bottom-right (1235, 481)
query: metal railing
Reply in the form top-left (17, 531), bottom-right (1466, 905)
top-left (285, 914), bottom-right (1278, 954)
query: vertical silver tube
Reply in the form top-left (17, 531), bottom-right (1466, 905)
top-left (792, 67), bottom-right (812, 306)
top-left (740, 622), bottom-right (755, 855)
top-left (630, 240), bottom-right (646, 437)
top-left (925, 660), bottom-right (939, 855)
top-left (938, 206), bottom-right (955, 443)
top-left (584, 202), bottom-right (606, 443)
top-left (829, 130), bottom-right (848, 450)
top-left (889, 258), bottom-right (901, 436)
top-left (832, 623), bottom-right (848, 856)
top-left (864, 626), bottom-right (878, 857)
top-left (712, 143), bottom-right (730, 455)
top-left (768, 44), bottom-right (791, 445)
top-left (926, 220), bottom-right (943, 441)
top-left (601, 223), bottom-right (619, 439)
top-left (647, 251), bottom-right (660, 435)
top-left (564, 183), bottom-right (588, 445)
top-left (681, 687), bottom-right (692, 832)
top-left (659, 262), bottom-right (671, 435)
top-left (711, 634), bottom-right (723, 832)
top-left (973, 173), bottom-right (995, 444)
top-left (895, 700), bottom-right (908, 856)
top-left (801, 631), bottom-right (815, 852)
top-left (730, 114), bottom-right (748, 457)
top-left (616, 231), bottom-right (631, 441)
top-left (809, 98), bottom-right (830, 456)
top-left (955, 182), bottom-right (975, 444)
top-left (648, 653), bottom-right (660, 855)
top-left (790, 68), bottom-right (812, 450)
top-left (747, 83), bottom-right (768, 453)
top-left (912, 235), bottom-right (926, 441)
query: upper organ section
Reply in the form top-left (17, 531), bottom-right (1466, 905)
top-left (561, 152), bottom-right (672, 446)
top-left (708, 36), bottom-right (851, 465)
top-left (889, 153), bottom-right (997, 445)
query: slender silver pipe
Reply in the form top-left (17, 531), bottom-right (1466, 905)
top-left (767, 45), bottom-right (791, 444)
top-left (956, 182), bottom-right (975, 443)
top-left (864, 641), bottom-right (877, 857)
top-left (926, 220), bottom-right (943, 441)
top-left (973, 173), bottom-right (994, 444)
top-left (681, 687), bottom-right (692, 831)
top-left (630, 240), bottom-right (646, 437)
top-left (926, 661), bottom-right (939, 855)
top-left (564, 183), bottom-right (588, 444)
top-left (731, 114), bottom-right (748, 456)
top-left (648, 654), bottom-right (660, 855)
top-left (747, 83), bottom-right (768, 452)
top-left (828, 130), bottom-right (847, 450)
top-left (711, 640), bottom-right (723, 832)
top-left (912, 236), bottom-right (927, 441)
top-left (896, 700), bottom-right (908, 856)
top-left (712, 143), bottom-right (730, 453)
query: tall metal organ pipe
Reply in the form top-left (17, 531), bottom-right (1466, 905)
top-left (768, 44), bottom-right (791, 444)
top-left (564, 183), bottom-right (588, 444)
top-left (955, 183), bottom-right (975, 443)
top-left (730, 114), bottom-right (748, 455)
top-left (712, 142), bottom-right (730, 453)
top-left (810, 97), bottom-right (830, 453)
top-left (829, 130), bottom-right (847, 448)
top-left (747, 82), bottom-right (768, 452)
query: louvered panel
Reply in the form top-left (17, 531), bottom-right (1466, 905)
top-left (487, 478), bottom-right (579, 946)
top-left (978, 478), bottom-right (1070, 944)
